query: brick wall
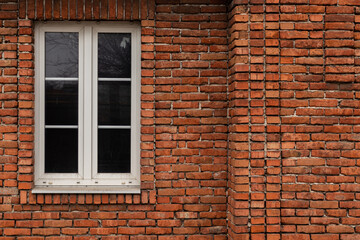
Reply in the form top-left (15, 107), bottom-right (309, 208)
top-left (277, 0), bottom-right (360, 240)
top-left (1, 0), bottom-right (229, 239)
top-left (228, 0), bottom-right (360, 240)
top-left (154, 0), bottom-right (228, 238)
top-left (1, 0), bottom-right (360, 239)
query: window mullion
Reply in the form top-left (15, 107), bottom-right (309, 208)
top-left (92, 27), bottom-right (99, 180)
top-left (83, 26), bottom-right (93, 180)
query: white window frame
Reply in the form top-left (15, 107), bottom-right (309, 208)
top-left (33, 22), bottom-right (141, 194)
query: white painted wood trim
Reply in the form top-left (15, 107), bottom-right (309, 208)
top-left (98, 125), bottom-right (131, 129)
top-left (34, 21), bottom-right (141, 191)
top-left (83, 25), bottom-right (92, 181)
top-left (45, 77), bottom-right (79, 81)
top-left (32, 185), bottom-right (141, 194)
top-left (45, 125), bottom-right (78, 129)
top-left (98, 78), bottom-right (131, 81)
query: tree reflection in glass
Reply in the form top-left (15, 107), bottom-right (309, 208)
top-left (98, 33), bottom-right (131, 78)
top-left (45, 32), bottom-right (78, 78)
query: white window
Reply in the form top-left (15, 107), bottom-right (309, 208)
top-left (33, 22), bottom-right (141, 193)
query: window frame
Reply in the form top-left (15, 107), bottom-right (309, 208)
top-left (33, 22), bottom-right (141, 194)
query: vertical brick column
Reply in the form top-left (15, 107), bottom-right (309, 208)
top-left (0, 0), bottom-right (19, 226)
top-left (228, 1), bottom-right (282, 239)
top-left (140, 15), bottom-right (156, 203)
top-left (248, 1), bottom-right (266, 239)
top-left (265, 1), bottom-right (281, 240)
top-left (17, 18), bottom-right (33, 203)
top-left (227, 1), bottom-right (250, 239)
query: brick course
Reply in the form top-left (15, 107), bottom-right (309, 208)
top-left (0, 0), bottom-right (360, 239)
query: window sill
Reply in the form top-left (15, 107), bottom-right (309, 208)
top-left (32, 185), bottom-right (141, 194)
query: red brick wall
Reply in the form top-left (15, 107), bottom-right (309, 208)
top-left (1, 0), bottom-right (229, 239)
top-left (228, 0), bottom-right (360, 240)
top-left (154, 0), bottom-right (228, 238)
top-left (1, 0), bottom-right (360, 239)
top-left (277, 0), bottom-right (360, 239)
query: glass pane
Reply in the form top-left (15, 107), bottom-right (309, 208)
top-left (98, 33), bottom-right (131, 78)
top-left (45, 129), bottom-right (78, 173)
top-left (98, 129), bottom-right (130, 173)
top-left (98, 81), bottom-right (131, 126)
top-left (45, 81), bottom-right (78, 125)
top-left (45, 32), bottom-right (78, 78)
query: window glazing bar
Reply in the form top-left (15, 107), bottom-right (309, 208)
top-left (98, 125), bottom-right (131, 129)
top-left (98, 78), bottom-right (131, 81)
top-left (45, 77), bottom-right (79, 81)
top-left (45, 125), bottom-right (78, 129)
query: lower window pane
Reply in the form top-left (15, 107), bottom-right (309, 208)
top-left (98, 129), bottom-right (130, 173)
top-left (45, 129), bottom-right (78, 173)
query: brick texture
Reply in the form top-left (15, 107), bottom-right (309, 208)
top-left (0, 0), bottom-right (360, 239)
top-left (1, 0), bottom-right (228, 239)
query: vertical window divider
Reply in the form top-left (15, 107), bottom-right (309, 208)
top-left (92, 26), bottom-right (99, 179)
top-left (83, 25), bottom-right (93, 181)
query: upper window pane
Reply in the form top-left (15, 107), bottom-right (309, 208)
top-left (45, 32), bottom-right (79, 78)
top-left (98, 33), bottom-right (131, 78)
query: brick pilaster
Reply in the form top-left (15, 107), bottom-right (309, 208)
top-left (227, 1), bottom-right (251, 239)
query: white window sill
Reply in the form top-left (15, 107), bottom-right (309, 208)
top-left (32, 185), bottom-right (141, 194)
